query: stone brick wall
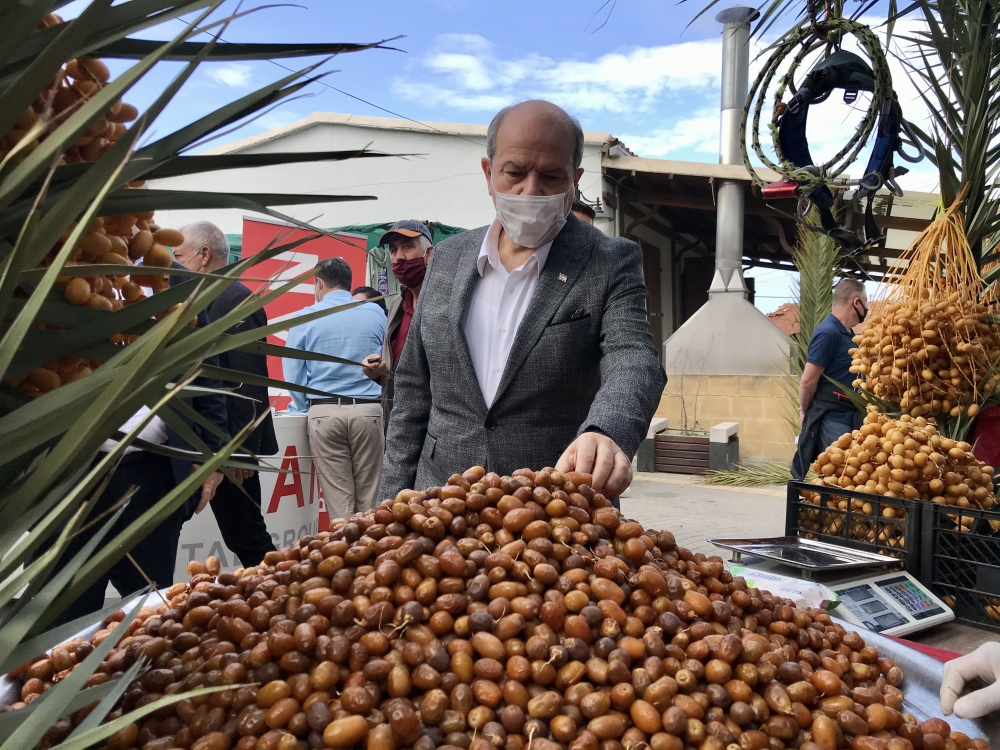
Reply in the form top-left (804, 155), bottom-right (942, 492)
top-left (655, 374), bottom-right (798, 462)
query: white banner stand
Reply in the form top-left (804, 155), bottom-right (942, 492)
top-left (171, 412), bottom-right (326, 582)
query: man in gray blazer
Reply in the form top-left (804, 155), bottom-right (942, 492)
top-left (379, 100), bottom-right (666, 501)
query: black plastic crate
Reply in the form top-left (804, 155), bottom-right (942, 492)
top-left (923, 502), bottom-right (1000, 632)
top-left (786, 481), bottom-right (922, 577)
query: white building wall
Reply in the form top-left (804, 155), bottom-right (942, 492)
top-left (149, 114), bottom-right (611, 237)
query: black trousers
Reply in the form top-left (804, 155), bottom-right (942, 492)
top-left (54, 451), bottom-right (186, 627)
top-left (209, 471), bottom-right (276, 568)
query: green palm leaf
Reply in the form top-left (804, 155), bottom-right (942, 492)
top-left (0, 1), bottom-right (396, 743)
top-left (92, 36), bottom-right (401, 60)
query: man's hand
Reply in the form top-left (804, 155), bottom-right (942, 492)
top-left (556, 432), bottom-right (632, 497)
top-left (799, 362), bottom-right (824, 423)
top-left (941, 642), bottom-right (1000, 719)
top-left (362, 354), bottom-right (387, 381)
top-left (229, 468), bottom-right (255, 485)
top-left (191, 466), bottom-right (224, 514)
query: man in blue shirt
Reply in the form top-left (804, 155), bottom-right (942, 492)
top-left (791, 277), bottom-right (869, 479)
top-left (284, 258), bottom-right (386, 516)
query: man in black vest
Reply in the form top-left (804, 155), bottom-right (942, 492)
top-left (174, 221), bottom-right (278, 566)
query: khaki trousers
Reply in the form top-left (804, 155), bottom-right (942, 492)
top-left (307, 403), bottom-right (383, 518)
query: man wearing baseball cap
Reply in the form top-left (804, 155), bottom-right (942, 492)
top-left (362, 220), bottom-right (434, 424)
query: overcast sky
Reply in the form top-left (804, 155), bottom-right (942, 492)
top-left (69, 0), bottom-right (939, 313)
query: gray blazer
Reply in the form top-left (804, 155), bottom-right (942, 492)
top-left (378, 214), bottom-right (667, 499)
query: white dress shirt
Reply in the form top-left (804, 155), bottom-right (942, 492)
top-left (100, 405), bottom-right (169, 454)
top-left (99, 259), bottom-right (169, 454)
top-left (463, 220), bottom-right (553, 406)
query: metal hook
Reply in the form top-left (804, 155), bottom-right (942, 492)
top-left (858, 172), bottom-right (884, 196)
top-left (896, 120), bottom-right (926, 163)
top-left (884, 174), bottom-right (904, 198)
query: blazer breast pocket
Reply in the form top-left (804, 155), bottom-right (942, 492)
top-left (543, 312), bottom-right (591, 334)
top-left (419, 433), bottom-right (439, 469)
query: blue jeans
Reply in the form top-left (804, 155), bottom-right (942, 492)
top-left (819, 411), bottom-right (855, 449)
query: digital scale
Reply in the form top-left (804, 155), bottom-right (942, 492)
top-left (834, 573), bottom-right (950, 635)
top-left (709, 536), bottom-right (954, 637)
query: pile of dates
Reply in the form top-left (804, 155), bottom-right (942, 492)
top-left (9, 467), bottom-right (991, 750)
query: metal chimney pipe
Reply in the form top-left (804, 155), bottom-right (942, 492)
top-left (710, 5), bottom-right (759, 297)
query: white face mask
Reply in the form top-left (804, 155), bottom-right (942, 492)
top-left (491, 174), bottom-right (575, 248)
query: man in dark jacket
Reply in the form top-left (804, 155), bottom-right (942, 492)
top-left (53, 259), bottom-right (231, 626)
top-left (174, 221), bottom-right (277, 566)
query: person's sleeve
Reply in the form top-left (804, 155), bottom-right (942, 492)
top-left (156, 264), bottom-right (229, 457)
top-left (283, 325), bottom-right (308, 414)
top-left (578, 240), bottom-right (667, 460)
top-left (190, 353), bottom-right (230, 453)
top-left (224, 308), bottom-right (273, 453)
top-left (806, 327), bottom-right (833, 369)
top-left (184, 283), bottom-right (229, 453)
top-left (378, 286), bottom-right (432, 501)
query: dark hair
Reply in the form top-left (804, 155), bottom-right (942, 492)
top-left (571, 200), bottom-right (596, 219)
top-left (352, 285), bottom-right (388, 315)
top-left (316, 257), bottom-right (352, 291)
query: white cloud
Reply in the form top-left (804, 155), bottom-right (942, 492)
top-left (396, 16), bottom-right (945, 182)
top-left (207, 63), bottom-right (252, 88)
top-left (619, 109), bottom-right (720, 157)
top-left (393, 81), bottom-right (510, 111)
top-left (425, 53), bottom-right (497, 91)
top-left (394, 34), bottom-right (721, 114)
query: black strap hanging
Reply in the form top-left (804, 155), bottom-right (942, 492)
top-left (743, 17), bottom-right (924, 255)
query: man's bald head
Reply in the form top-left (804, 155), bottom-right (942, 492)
top-left (486, 100), bottom-right (584, 173)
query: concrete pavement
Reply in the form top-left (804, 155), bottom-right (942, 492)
top-left (621, 472), bottom-right (787, 556)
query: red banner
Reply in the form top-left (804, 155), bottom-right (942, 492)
top-left (240, 218), bottom-right (368, 411)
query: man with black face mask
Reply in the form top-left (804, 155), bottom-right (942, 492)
top-left (362, 220), bottom-right (433, 425)
top-left (791, 277), bottom-right (869, 480)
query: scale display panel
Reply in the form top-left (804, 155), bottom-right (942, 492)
top-left (832, 572), bottom-right (952, 637)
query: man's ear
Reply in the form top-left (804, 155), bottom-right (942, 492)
top-left (425, 246), bottom-right (434, 264)
top-left (481, 157), bottom-right (494, 195)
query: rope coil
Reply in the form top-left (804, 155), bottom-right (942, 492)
top-left (740, 16), bottom-right (894, 193)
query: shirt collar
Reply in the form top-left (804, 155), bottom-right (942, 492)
top-left (476, 219), bottom-right (553, 277)
top-left (320, 288), bottom-right (353, 306)
top-left (830, 313), bottom-right (852, 334)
